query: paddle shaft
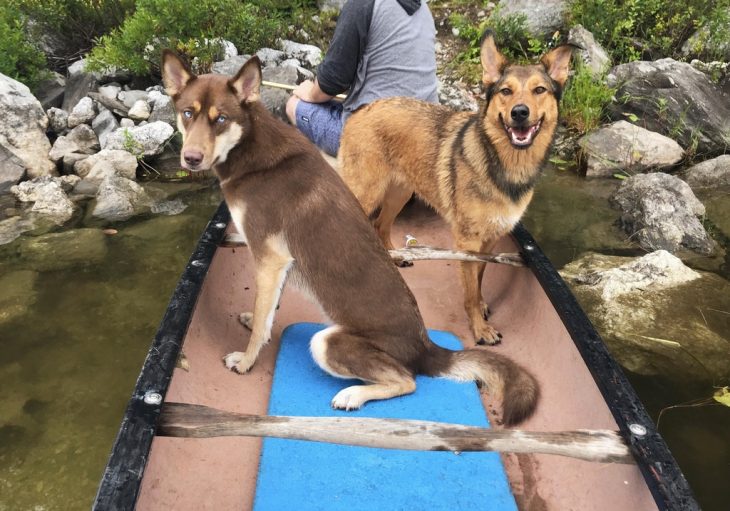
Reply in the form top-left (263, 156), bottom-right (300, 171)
top-left (262, 80), bottom-right (347, 101)
top-left (158, 403), bottom-right (634, 464)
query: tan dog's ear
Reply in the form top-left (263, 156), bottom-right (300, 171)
top-left (229, 56), bottom-right (262, 103)
top-left (480, 31), bottom-right (508, 86)
top-left (540, 46), bottom-right (574, 88)
top-left (161, 50), bottom-right (195, 96)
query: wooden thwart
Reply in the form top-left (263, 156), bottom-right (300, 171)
top-left (158, 403), bottom-right (634, 464)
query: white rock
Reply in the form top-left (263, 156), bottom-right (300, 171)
top-left (67, 97), bottom-right (97, 128)
top-left (75, 149), bottom-right (138, 181)
top-left (47, 107), bottom-right (69, 134)
top-left (128, 99), bottom-right (151, 121)
top-left (279, 40), bottom-right (323, 68)
top-left (93, 174), bottom-right (150, 221)
top-left (11, 176), bottom-right (78, 224)
top-left (104, 122), bottom-right (174, 157)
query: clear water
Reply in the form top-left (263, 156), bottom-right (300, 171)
top-left (0, 168), bottom-right (727, 510)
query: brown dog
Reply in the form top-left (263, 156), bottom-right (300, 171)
top-left (338, 32), bottom-right (573, 345)
top-left (161, 50), bottom-right (539, 425)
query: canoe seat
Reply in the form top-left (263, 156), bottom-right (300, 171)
top-left (254, 322), bottom-right (517, 511)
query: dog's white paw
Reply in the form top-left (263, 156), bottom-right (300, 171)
top-left (238, 312), bottom-right (253, 330)
top-left (331, 386), bottom-right (367, 411)
top-left (223, 351), bottom-right (255, 374)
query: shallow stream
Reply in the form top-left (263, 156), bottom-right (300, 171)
top-left (0, 169), bottom-right (727, 510)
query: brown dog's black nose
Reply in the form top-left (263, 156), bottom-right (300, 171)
top-left (184, 150), bottom-right (203, 167)
top-left (511, 104), bottom-right (530, 123)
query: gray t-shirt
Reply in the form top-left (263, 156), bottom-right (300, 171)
top-left (316, 0), bottom-right (439, 120)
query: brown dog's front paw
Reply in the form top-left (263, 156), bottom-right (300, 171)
top-left (473, 320), bottom-right (502, 346)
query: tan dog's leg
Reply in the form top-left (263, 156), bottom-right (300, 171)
top-left (224, 241), bottom-right (293, 373)
top-left (310, 327), bottom-right (417, 410)
top-left (373, 182), bottom-right (413, 250)
top-left (455, 235), bottom-right (502, 345)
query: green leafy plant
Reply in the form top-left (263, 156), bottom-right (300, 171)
top-left (87, 0), bottom-right (286, 76)
top-left (561, 62), bottom-right (616, 134)
top-left (0, 3), bottom-right (48, 88)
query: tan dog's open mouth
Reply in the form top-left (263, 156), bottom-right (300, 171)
top-left (502, 116), bottom-right (542, 148)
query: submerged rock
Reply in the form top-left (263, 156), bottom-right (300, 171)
top-left (680, 155), bottom-right (730, 190)
top-left (11, 176), bottom-right (79, 225)
top-left (0, 270), bottom-right (39, 324)
top-left (16, 228), bottom-right (108, 272)
top-left (610, 172), bottom-right (714, 255)
top-left (92, 175), bottom-right (151, 221)
top-left (562, 251), bottom-right (730, 381)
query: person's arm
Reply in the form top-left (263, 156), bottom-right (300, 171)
top-left (315, 0), bottom-right (375, 96)
top-left (291, 78), bottom-right (333, 103)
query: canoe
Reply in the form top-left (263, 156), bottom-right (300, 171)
top-left (93, 199), bottom-right (699, 511)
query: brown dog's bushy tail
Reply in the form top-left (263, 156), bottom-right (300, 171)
top-left (421, 345), bottom-right (539, 426)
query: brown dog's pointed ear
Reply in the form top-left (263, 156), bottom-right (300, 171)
top-left (540, 45), bottom-right (574, 88)
top-left (161, 50), bottom-right (195, 96)
top-left (480, 31), bottom-right (508, 86)
top-left (229, 56), bottom-right (262, 103)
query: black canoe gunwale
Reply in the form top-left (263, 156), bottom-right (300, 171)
top-left (92, 204), bottom-right (699, 510)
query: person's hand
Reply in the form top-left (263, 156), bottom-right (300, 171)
top-left (292, 80), bottom-right (317, 102)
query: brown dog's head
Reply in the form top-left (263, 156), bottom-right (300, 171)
top-left (161, 51), bottom-right (262, 171)
top-left (480, 32), bottom-right (573, 151)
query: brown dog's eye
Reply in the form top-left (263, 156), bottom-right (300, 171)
top-left (182, 110), bottom-right (193, 119)
top-left (500, 88), bottom-right (512, 96)
top-left (534, 86), bottom-right (547, 94)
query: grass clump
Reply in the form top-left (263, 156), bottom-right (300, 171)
top-left (561, 62), bottom-right (616, 134)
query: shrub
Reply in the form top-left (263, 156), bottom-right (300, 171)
top-left (0, 3), bottom-right (47, 88)
top-left (13, 0), bottom-right (134, 71)
top-left (568, 0), bottom-right (730, 62)
top-left (87, 0), bottom-right (286, 76)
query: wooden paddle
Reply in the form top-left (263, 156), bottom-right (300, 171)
top-left (262, 80), bottom-right (348, 101)
top-left (158, 402), bottom-right (635, 464)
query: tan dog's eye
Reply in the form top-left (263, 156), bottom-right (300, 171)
top-left (534, 86), bottom-right (547, 94)
top-left (499, 88), bottom-right (512, 96)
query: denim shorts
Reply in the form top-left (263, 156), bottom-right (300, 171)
top-left (294, 100), bottom-right (344, 156)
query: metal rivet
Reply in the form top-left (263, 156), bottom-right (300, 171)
top-left (143, 391), bottom-right (163, 405)
top-left (629, 423), bottom-right (647, 437)
top-left (524, 243), bottom-right (535, 251)
top-left (191, 259), bottom-right (205, 267)
top-left (214, 222), bottom-right (226, 229)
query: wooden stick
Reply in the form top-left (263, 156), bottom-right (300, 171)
top-left (390, 246), bottom-right (526, 267)
top-left (262, 80), bottom-right (347, 100)
top-left (220, 234), bottom-right (525, 267)
top-left (158, 403), bottom-right (634, 464)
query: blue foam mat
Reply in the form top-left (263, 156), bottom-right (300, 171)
top-left (253, 322), bottom-right (516, 511)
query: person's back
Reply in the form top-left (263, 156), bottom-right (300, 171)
top-left (338, 0), bottom-right (438, 118)
top-left (286, 0), bottom-right (438, 155)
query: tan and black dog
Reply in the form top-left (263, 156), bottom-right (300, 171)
top-left (338, 32), bottom-right (573, 346)
top-left (160, 50), bottom-right (539, 425)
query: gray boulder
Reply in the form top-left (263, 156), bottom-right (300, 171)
top-left (105, 122), bottom-right (175, 157)
top-left (92, 108), bottom-right (120, 149)
top-left (48, 124), bottom-right (99, 163)
top-left (47, 107), bottom-right (69, 134)
top-left (610, 172), bottom-right (714, 255)
top-left (562, 251), bottom-right (730, 381)
top-left (75, 149), bottom-right (137, 181)
top-left (98, 84), bottom-right (122, 101)
top-left (438, 81), bottom-right (479, 112)
top-left (0, 216), bottom-right (36, 245)
top-left (579, 121), bottom-right (684, 177)
top-left (67, 97), bottom-right (96, 128)
top-left (212, 55), bottom-right (252, 76)
top-left (117, 90), bottom-right (149, 109)
top-left (568, 25), bottom-right (611, 77)
top-left (128, 99), bottom-right (151, 121)
top-left (279, 40), bottom-right (322, 68)
top-left (281, 59), bottom-right (315, 81)
top-left (1, 145), bottom-right (25, 193)
top-left (261, 66), bottom-right (300, 120)
top-left (62, 73), bottom-right (98, 112)
top-left (148, 94), bottom-right (176, 126)
top-left (11, 175), bottom-right (79, 224)
top-left (92, 174), bottom-right (151, 221)
top-left (495, 0), bottom-right (568, 36)
top-left (33, 72), bottom-right (66, 110)
top-left (120, 118), bottom-right (135, 128)
top-left (607, 59), bottom-right (730, 156)
top-left (256, 48), bottom-right (287, 67)
top-left (680, 155), bottom-right (730, 190)
top-left (0, 73), bottom-right (56, 178)
top-left (62, 153), bottom-right (88, 174)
